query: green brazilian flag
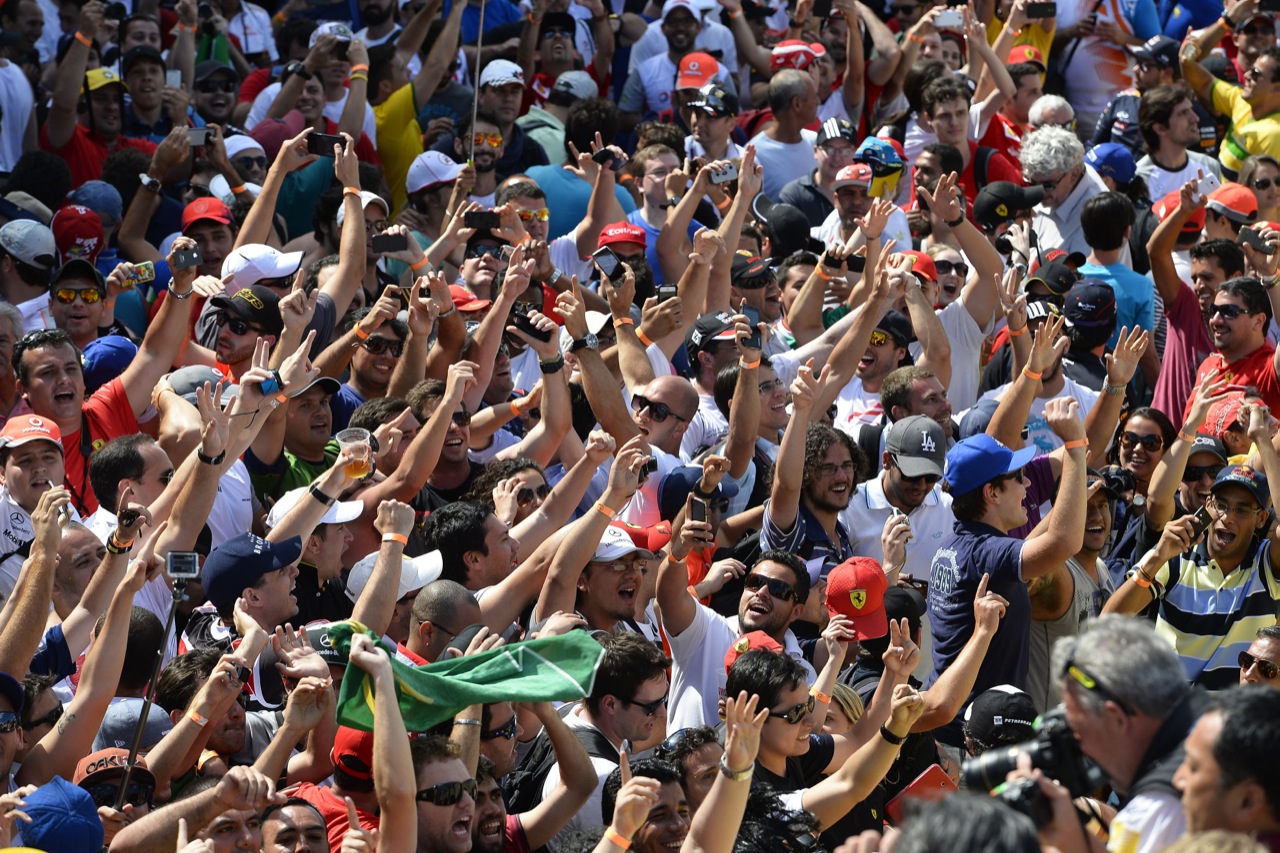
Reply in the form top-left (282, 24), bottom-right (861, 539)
top-left (326, 621), bottom-right (605, 732)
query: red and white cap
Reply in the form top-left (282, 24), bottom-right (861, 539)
top-left (597, 222), bottom-right (648, 249)
top-left (407, 151), bottom-right (463, 195)
top-left (831, 163), bottom-right (873, 190)
top-left (676, 52), bottom-right (718, 90)
top-left (0, 415), bottom-right (62, 449)
top-left (220, 243), bottom-right (304, 286)
top-left (771, 39), bottom-right (825, 72)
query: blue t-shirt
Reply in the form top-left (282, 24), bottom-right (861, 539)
top-left (525, 165), bottom-right (638, 241)
top-left (625, 211), bottom-right (704, 286)
top-left (30, 624), bottom-right (74, 679)
top-left (927, 519), bottom-right (1031, 746)
top-left (331, 383), bottom-right (367, 434)
top-left (1077, 262), bottom-right (1155, 349)
top-left (442, 0), bottom-right (523, 43)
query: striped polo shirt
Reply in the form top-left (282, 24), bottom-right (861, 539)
top-left (1139, 538), bottom-right (1280, 690)
top-left (1210, 80), bottom-right (1280, 177)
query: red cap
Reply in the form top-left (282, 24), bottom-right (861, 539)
top-left (1154, 190), bottom-right (1206, 236)
top-left (1008, 44), bottom-right (1046, 69)
top-left (331, 726), bottom-right (375, 781)
top-left (771, 39), bottom-right (825, 72)
top-left (449, 284), bottom-right (491, 312)
top-left (597, 222), bottom-right (648, 250)
top-left (182, 197), bottom-right (233, 232)
top-left (723, 630), bottom-right (784, 674)
top-left (1207, 182), bottom-right (1259, 224)
top-left (826, 556), bottom-right (888, 640)
top-left (831, 163), bottom-right (873, 191)
top-left (0, 414), bottom-right (62, 449)
top-left (1204, 392), bottom-right (1247, 439)
top-left (676, 52), bottom-right (718, 90)
top-left (898, 249), bottom-right (937, 283)
top-left (51, 204), bottom-right (104, 266)
top-left (611, 520), bottom-right (673, 553)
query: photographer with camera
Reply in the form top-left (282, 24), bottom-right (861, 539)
top-left (1051, 615), bottom-right (1201, 853)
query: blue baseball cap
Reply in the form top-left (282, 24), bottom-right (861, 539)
top-left (201, 532), bottom-right (303, 610)
top-left (1086, 143), bottom-right (1137, 185)
top-left (68, 180), bottom-right (124, 227)
top-left (81, 335), bottom-right (138, 393)
top-left (944, 434), bottom-right (1038, 496)
top-left (1211, 464), bottom-right (1271, 508)
top-left (658, 466), bottom-right (740, 520)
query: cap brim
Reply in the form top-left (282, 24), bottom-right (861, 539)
top-left (325, 499), bottom-right (364, 526)
top-left (0, 434), bottom-right (61, 450)
top-left (299, 376), bottom-right (342, 396)
top-left (592, 544), bottom-right (656, 562)
top-left (850, 608), bottom-right (888, 641)
top-left (893, 454), bottom-right (944, 479)
top-left (1006, 445), bottom-right (1039, 473)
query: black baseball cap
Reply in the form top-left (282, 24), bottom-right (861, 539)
top-left (973, 181), bottom-right (1045, 231)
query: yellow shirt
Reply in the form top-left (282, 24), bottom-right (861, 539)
top-left (984, 19), bottom-right (1054, 67)
top-left (374, 82), bottom-right (425, 215)
top-left (1212, 79), bottom-right (1280, 176)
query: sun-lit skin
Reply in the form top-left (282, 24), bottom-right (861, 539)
top-left (1239, 636), bottom-right (1280, 688)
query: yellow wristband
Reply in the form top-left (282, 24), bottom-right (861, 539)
top-left (383, 533), bottom-right (409, 545)
top-left (349, 72), bottom-right (368, 83)
top-left (636, 329), bottom-right (654, 347)
top-left (605, 828), bottom-right (632, 850)
top-left (593, 501), bottom-right (616, 519)
top-left (1022, 367), bottom-right (1043, 381)
top-left (1008, 325), bottom-right (1027, 337)
top-left (354, 325), bottom-right (371, 340)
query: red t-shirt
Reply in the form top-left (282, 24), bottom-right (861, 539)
top-left (292, 781), bottom-right (379, 852)
top-left (239, 67), bottom-right (274, 104)
top-left (504, 813), bottom-right (532, 853)
top-left (1154, 282), bottom-right (1214, 423)
top-left (64, 377), bottom-right (140, 515)
top-left (957, 140), bottom-right (1021, 205)
top-left (1186, 344), bottom-right (1280, 421)
top-left (978, 113), bottom-right (1024, 170)
top-left (39, 123), bottom-right (158, 188)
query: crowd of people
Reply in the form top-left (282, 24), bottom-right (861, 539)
top-left (2, 0), bottom-right (1280, 849)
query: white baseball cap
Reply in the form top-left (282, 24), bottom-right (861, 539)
top-left (220, 243), bottom-right (304, 287)
top-left (336, 191), bottom-right (391, 227)
top-left (345, 550), bottom-right (443, 602)
top-left (478, 59), bottom-right (525, 89)
top-left (266, 485), bottom-right (364, 530)
top-left (592, 525), bottom-right (654, 562)
top-left (224, 135), bottom-right (266, 160)
top-left (309, 21), bottom-right (353, 48)
top-left (407, 151), bottom-right (463, 195)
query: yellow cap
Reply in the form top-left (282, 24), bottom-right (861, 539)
top-left (81, 68), bottom-right (128, 95)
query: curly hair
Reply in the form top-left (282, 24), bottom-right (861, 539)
top-left (1020, 125), bottom-right (1085, 182)
top-left (465, 457), bottom-right (545, 509)
top-left (801, 422), bottom-right (866, 492)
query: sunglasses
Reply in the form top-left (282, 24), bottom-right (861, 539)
top-left (87, 780), bottom-right (154, 809)
top-left (516, 484), bottom-right (551, 506)
top-left (481, 716), bottom-right (518, 740)
top-left (1182, 464), bottom-right (1223, 483)
top-left (0, 711), bottom-right (18, 734)
top-left (1255, 177), bottom-right (1276, 191)
top-left (744, 572), bottom-right (799, 603)
top-left (234, 155), bottom-right (268, 169)
top-left (934, 259), bottom-right (968, 277)
top-left (472, 132), bottom-right (503, 148)
top-left (452, 409), bottom-right (472, 427)
top-left (196, 78), bottom-right (236, 93)
top-left (53, 287), bottom-right (103, 304)
top-left (1210, 303), bottom-right (1252, 319)
top-left (631, 394), bottom-right (687, 423)
top-left (24, 703), bottom-right (63, 730)
top-left (1240, 650), bottom-right (1280, 679)
top-left (355, 337), bottom-right (405, 357)
top-left (621, 692), bottom-right (668, 716)
top-left (769, 694), bottom-right (816, 724)
top-left (187, 182), bottom-right (212, 198)
top-left (655, 727), bottom-right (695, 759)
top-left (541, 28), bottom-right (573, 38)
top-left (417, 778), bottom-right (478, 806)
top-left (466, 244), bottom-right (505, 260)
top-left (1037, 175), bottom-right (1067, 192)
top-left (892, 456), bottom-right (940, 485)
top-left (1062, 656), bottom-right (1133, 715)
top-left (1120, 431), bottom-right (1164, 452)
top-left (218, 314), bottom-right (265, 336)
top-left (868, 329), bottom-right (897, 347)
top-left (516, 207), bottom-right (550, 222)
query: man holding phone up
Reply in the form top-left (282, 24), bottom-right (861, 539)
top-left (1104, 404), bottom-right (1280, 690)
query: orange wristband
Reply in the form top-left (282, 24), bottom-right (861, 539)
top-left (613, 316), bottom-right (635, 327)
top-left (383, 533), bottom-right (409, 545)
top-left (75, 31), bottom-right (93, 46)
top-left (510, 401), bottom-right (521, 417)
top-left (343, 186), bottom-right (360, 196)
top-left (1022, 367), bottom-right (1043, 381)
top-left (715, 194), bottom-right (732, 210)
top-left (815, 266), bottom-right (836, 281)
top-left (593, 501), bottom-right (616, 519)
top-left (1008, 325), bottom-right (1027, 337)
top-left (1063, 439), bottom-right (1088, 450)
top-left (636, 329), bottom-right (654, 347)
top-left (354, 325), bottom-right (371, 340)
top-left (349, 63), bottom-right (370, 73)
top-left (605, 828), bottom-right (632, 850)
top-left (229, 184), bottom-right (246, 195)
top-left (1132, 571), bottom-right (1153, 589)
top-left (410, 256), bottom-right (430, 271)
top-left (740, 358), bottom-right (761, 369)
top-left (810, 687), bottom-right (831, 703)
top-left (189, 710), bottom-right (209, 727)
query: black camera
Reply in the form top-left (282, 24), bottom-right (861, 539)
top-left (104, 1), bottom-right (127, 19)
top-left (962, 707), bottom-right (1105, 828)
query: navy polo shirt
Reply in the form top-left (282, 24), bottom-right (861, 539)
top-left (926, 519), bottom-right (1031, 746)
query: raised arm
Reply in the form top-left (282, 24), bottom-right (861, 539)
top-left (986, 315), bottom-right (1067, 449)
top-left (723, 315), bottom-right (764, 479)
top-left (1082, 327), bottom-right (1149, 468)
top-left (681, 692), bottom-right (766, 853)
top-left (1019, 399), bottom-right (1088, 574)
top-left (769, 360), bottom-right (828, 532)
top-left (1146, 371), bottom-right (1229, 529)
top-left (118, 130), bottom-right (192, 265)
top-left (351, 502), bottom-right (415, 636)
top-left (913, 574), bottom-right (1006, 731)
top-left (0, 488), bottom-right (68, 676)
top-left (521, 701), bottom-right (601, 847)
top-left (235, 125), bottom-right (319, 249)
top-left (45, 0), bottom-right (103, 151)
top-left (566, 279), bottom-right (643, 445)
top-left (413, 0), bottom-right (465, 111)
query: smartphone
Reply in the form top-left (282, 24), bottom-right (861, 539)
top-left (186, 127), bottom-right (213, 146)
top-left (334, 40), bottom-right (349, 60)
top-left (1188, 506), bottom-right (1213, 540)
top-left (591, 149), bottom-right (626, 172)
top-left (1192, 171), bottom-right (1222, 202)
top-left (499, 244), bottom-right (516, 263)
top-left (657, 284), bottom-right (679, 302)
top-left (463, 210), bottom-right (502, 230)
top-left (166, 69), bottom-right (183, 89)
top-left (885, 765), bottom-right (957, 824)
top-left (307, 132), bottom-right (345, 156)
top-left (126, 261), bottom-right (156, 287)
top-left (847, 254), bottom-right (867, 274)
top-left (933, 7), bottom-right (964, 29)
top-left (371, 232), bottom-right (409, 254)
top-left (1262, 0), bottom-right (1280, 12)
top-left (741, 304), bottom-right (762, 351)
top-left (1025, 1), bottom-right (1056, 15)
top-left (172, 244), bottom-right (204, 270)
top-left (690, 496), bottom-right (708, 523)
top-left (511, 311), bottom-right (552, 342)
top-left (708, 162), bottom-right (739, 185)
top-left (166, 551), bottom-right (201, 579)
top-left (1239, 227), bottom-right (1276, 254)
top-left (592, 246), bottom-right (621, 279)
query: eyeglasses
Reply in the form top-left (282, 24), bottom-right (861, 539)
top-left (1062, 656), bottom-right (1133, 715)
top-left (758, 378), bottom-right (784, 395)
top-left (620, 692), bottom-right (668, 716)
top-left (196, 78), bottom-right (236, 93)
top-left (451, 409), bottom-right (472, 427)
top-left (1120, 431), bottom-right (1164, 452)
top-left (744, 572), bottom-right (799, 603)
top-left (868, 330), bottom-right (892, 347)
top-left (417, 778), bottom-right (478, 806)
top-left (0, 711), bottom-right (19, 734)
top-left (1240, 650), bottom-right (1280, 679)
top-left (1255, 177), bottom-right (1276, 191)
top-left (218, 314), bottom-right (265, 336)
top-left (816, 460), bottom-right (856, 478)
top-left (516, 484), bottom-right (551, 506)
top-left (1210, 303), bottom-right (1252, 320)
top-left (355, 337), bottom-right (405, 357)
top-left (934, 259), bottom-right (968, 277)
top-left (1182, 464), bottom-right (1223, 483)
top-left (592, 553), bottom-right (647, 573)
top-left (233, 155), bottom-right (268, 169)
top-left (1207, 496), bottom-right (1263, 520)
top-left (24, 703), bottom-right (63, 730)
top-left (86, 780), bottom-right (154, 809)
top-left (892, 456), bottom-right (940, 486)
top-left (481, 716), bottom-right (518, 740)
top-left (631, 393), bottom-right (687, 423)
top-left (516, 207), bottom-right (550, 222)
top-left (53, 287), bottom-right (103, 304)
top-left (466, 244), bottom-right (504, 260)
top-left (541, 28), bottom-right (573, 38)
top-left (472, 132), bottom-right (503, 148)
top-left (818, 143), bottom-right (855, 158)
top-left (769, 694), bottom-right (816, 724)
top-left (1037, 174), bottom-right (1067, 192)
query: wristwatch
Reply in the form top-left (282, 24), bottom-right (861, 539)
top-left (570, 333), bottom-right (599, 353)
top-left (138, 172), bottom-right (161, 193)
top-left (284, 60), bottom-right (312, 81)
top-left (662, 195), bottom-right (681, 209)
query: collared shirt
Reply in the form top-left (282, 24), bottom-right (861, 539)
top-left (841, 475), bottom-right (954, 581)
top-left (778, 170), bottom-right (832, 228)
top-left (761, 499), bottom-right (852, 583)
top-left (1031, 170), bottom-right (1106, 256)
top-left (121, 108), bottom-right (182, 144)
top-left (293, 562), bottom-right (354, 626)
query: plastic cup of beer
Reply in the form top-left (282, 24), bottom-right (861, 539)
top-left (336, 428), bottom-right (372, 478)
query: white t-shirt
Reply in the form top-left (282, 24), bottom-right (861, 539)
top-left (589, 443), bottom-right (681, 527)
top-left (207, 460), bottom-right (256, 549)
top-left (627, 17), bottom-right (738, 74)
top-left (911, 297), bottom-right (995, 413)
top-left (1106, 791), bottom-right (1186, 853)
top-left (245, 83), bottom-right (379, 147)
top-left (680, 392), bottom-right (727, 461)
top-left (623, 53), bottom-right (734, 116)
top-left (0, 61), bottom-right (33, 173)
top-left (227, 3), bottom-right (278, 60)
top-left (833, 375), bottom-right (884, 428)
top-left (17, 293), bottom-right (54, 334)
top-left (840, 474), bottom-right (954, 581)
top-left (972, 377), bottom-right (1100, 454)
top-left (748, 129), bottom-right (818, 200)
top-left (1135, 151), bottom-right (1221, 204)
top-left (541, 707), bottom-right (622, 845)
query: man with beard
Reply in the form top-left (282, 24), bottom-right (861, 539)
top-left (843, 416), bottom-right (952, 585)
top-left (471, 60), bottom-right (549, 179)
top-left (816, 163), bottom-right (911, 251)
top-left (905, 143), bottom-right (964, 247)
top-left (520, 8), bottom-right (612, 111)
top-left (470, 702), bottom-right (596, 853)
top-left (207, 284), bottom-right (285, 382)
top-left (1183, 275), bottom-right (1280, 416)
top-left (454, 112), bottom-right (505, 207)
top-left (192, 62), bottom-right (240, 128)
top-left (1135, 84), bottom-right (1223, 201)
top-left (354, 0), bottom-right (402, 46)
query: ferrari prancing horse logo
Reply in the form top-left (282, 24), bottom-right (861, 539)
top-left (850, 589), bottom-right (867, 610)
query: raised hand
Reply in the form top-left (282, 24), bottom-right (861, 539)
top-left (1104, 326), bottom-right (1149, 387)
top-left (917, 172), bottom-right (962, 224)
top-left (821, 613), bottom-right (857, 669)
top-left (608, 753), bottom-right (661, 843)
top-left (272, 624), bottom-right (330, 682)
top-left (583, 430), bottom-right (617, 466)
top-left (790, 359), bottom-right (830, 413)
top-left (347, 632), bottom-right (393, 678)
top-left (881, 512), bottom-right (910, 574)
top-left (881, 617), bottom-right (920, 679)
top-left (282, 675), bottom-right (333, 732)
top-left (722, 691), bottom-right (768, 772)
top-left (885, 683), bottom-right (926, 736)
top-left (1184, 368), bottom-right (1230, 430)
top-left (972, 573), bottom-right (1008, 636)
top-left (1025, 313), bottom-right (1068, 377)
top-left (213, 766), bottom-right (285, 813)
